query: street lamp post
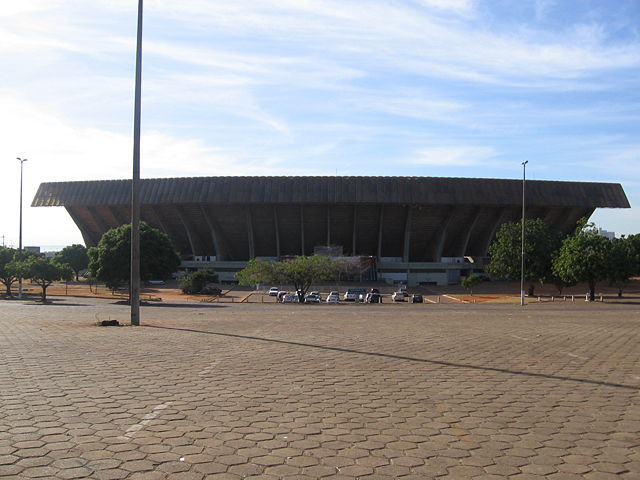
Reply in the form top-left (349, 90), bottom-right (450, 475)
top-left (17, 157), bottom-right (28, 299)
top-left (130, 0), bottom-right (143, 326)
top-left (520, 160), bottom-right (528, 306)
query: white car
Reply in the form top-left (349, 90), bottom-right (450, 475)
top-left (281, 293), bottom-right (299, 303)
top-left (326, 291), bottom-right (340, 303)
top-left (268, 287), bottom-right (279, 296)
top-left (304, 292), bottom-right (321, 303)
top-left (392, 291), bottom-right (406, 302)
top-left (343, 288), bottom-right (367, 302)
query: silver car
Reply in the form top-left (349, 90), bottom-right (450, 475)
top-left (281, 293), bottom-right (299, 303)
top-left (304, 292), bottom-right (321, 303)
top-left (326, 291), bottom-right (340, 303)
top-left (392, 291), bottom-right (406, 302)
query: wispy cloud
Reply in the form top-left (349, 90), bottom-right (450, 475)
top-left (1, 0), bottom-right (638, 240)
top-left (408, 146), bottom-right (498, 167)
top-left (139, 1), bottom-right (640, 86)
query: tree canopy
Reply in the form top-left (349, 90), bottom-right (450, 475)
top-left (551, 222), bottom-right (611, 301)
top-left (179, 269), bottom-right (219, 294)
top-left (0, 248), bottom-right (41, 296)
top-left (486, 218), bottom-right (561, 295)
top-left (236, 255), bottom-right (338, 301)
top-left (626, 233), bottom-right (640, 276)
top-left (11, 256), bottom-right (73, 302)
top-left (461, 274), bottom-right (483, 296)
top-left (88, 222), bottom-right (180, 290)
top-left (53, 244), bottom-right (89, 281)
top-left (605, 236), bottom-right (637, 297)
top-left (0, 247), bottom-right (18, 296)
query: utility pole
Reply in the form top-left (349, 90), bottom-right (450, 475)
top-left (520, 160), bottom-right (528, 307)
top-left (17, 157), bottom-right (27, 299)
top-left (130, 0), bottom-right (143, 326)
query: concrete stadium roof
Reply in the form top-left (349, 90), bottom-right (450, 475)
top-left (32, 176), bottom-right (630, 208)
top-left (32, 176), bottom-right (630, 261)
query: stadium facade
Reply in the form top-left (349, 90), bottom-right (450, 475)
top-left (32, 176), bottom-right (630, 286)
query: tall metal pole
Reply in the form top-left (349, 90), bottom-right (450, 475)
top-left (16, 158), bottom-right (27, 299)
top-left (131, 0), bottom-right (143, 326)
top-left (520, 160), bottom-right (528, 306)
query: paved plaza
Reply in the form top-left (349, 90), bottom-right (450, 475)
top-left (0, 298), bottom-right (638, 479)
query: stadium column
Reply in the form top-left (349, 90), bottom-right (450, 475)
top-left (65, 207), bottom-right (99, 247)
top-left (326, 206), bottom-right (331, 247)
top-left (430, 207), bottom-right (454, 262)
top-left (459, 208), bottom-right (481, 257)
top-left (352, 205), bottom-right (357, 256)
top-left (246, 207), bottom-right (255, 259)
top-left (176, 207), bottom-right (196, 259)
top-left (402, 206), bottom-right (412, 263)
top-left (300, 206), bottom-right (305, 255)
top-left (148, 206), bottom-right (170, 236)
top-left (86, 207), bottom-right (110, 240)
top-left (480, 208), bottom-right (506, 257)
top-left (377, 207), bottom-right (384, 259)
top-left (200, 206), bottom-right (225, 261)
top-left (108, 206), bottom-right (128, 226)
top-left (273, 206), bottom-right (280, 259)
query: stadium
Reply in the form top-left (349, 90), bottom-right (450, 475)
top-left (32, 176), bottom-right (630, 286)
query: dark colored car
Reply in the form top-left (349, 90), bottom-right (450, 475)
top-left (410, 294), bottom-right (423, 303)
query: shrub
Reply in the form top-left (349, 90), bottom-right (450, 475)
top-left (180, 269), bottom-right (219, 294)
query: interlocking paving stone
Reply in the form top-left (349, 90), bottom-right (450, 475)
top-left (0, 298), bottom-right (638, 479)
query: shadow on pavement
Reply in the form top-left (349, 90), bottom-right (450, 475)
top-left (112, 300), bottom-right (228, 309)
top-left (146, 324), bottom-right (639, 392)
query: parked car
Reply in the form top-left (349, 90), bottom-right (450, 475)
top-left (281, 293), bottom-right (299, 303)
top-left (410, 294), bottom-right (423, 303)
top-left (268, 287), bottom-right (279, 296)
top-left (366, 292), bottom-right (382, 303)
top-left (304, 292), bottom-right (321, 303)
top-left (326, 291), bottom-right (340, 303)
top-left (147, 280), bottom-right (165, 285)
top-left (392, 291), bottom-right (406, 302)
top-left (344, 288), bottom-right (368, 302)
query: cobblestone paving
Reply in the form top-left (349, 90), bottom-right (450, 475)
top-left (0, 298), bottom-right (638, 479)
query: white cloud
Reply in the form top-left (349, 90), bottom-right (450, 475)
top-left (139, 1), bottom-right (640, 85)
top-left (0, 95), bottom-right (285, 246)
top-left (411, 0), bottom-right (475, 15)
top-left (409, 146), bottom-right (498, 166)
top-left (357, 93), bottom-right (467, 122)
top-left (0, 0), bottom-right (64, 17)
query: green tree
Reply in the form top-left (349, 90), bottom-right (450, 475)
top-left (626, 233), bottom-right (640, 275)
top-left (236, 255), bottom-right (338, 302)
top-left (88, 222), bottom-right (181, 291)
top-left (0, 247), bottom-right (18, 296)
top-left (606, 237), bottom-right (636, 297)
top-left (12, 257), bottom-right (73, 303)
top-left (552, 222), bottom-right (611, 301)
top-left (0, 248), bottom-right (41, 296)
top-left (53, 244), bottom-right (89, 281)
top-left (179, 269), bottom-right (219, 294)
top-left (461, 274), bottom-right (483, 296)
top-left (486, 218), bottom-right (561, 296)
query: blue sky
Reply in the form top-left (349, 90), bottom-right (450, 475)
top-left (1, 0), bottom-right (638, 249)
